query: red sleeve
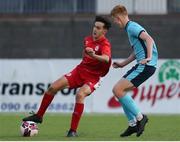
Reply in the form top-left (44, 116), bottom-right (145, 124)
top-left (102, 41), bottom-right (111, 57)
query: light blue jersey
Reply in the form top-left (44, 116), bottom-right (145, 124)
top-left (125, 21), bottom-right (158, 67)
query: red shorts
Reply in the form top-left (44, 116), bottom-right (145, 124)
top-left (64, 67), bottom-right (100, 93)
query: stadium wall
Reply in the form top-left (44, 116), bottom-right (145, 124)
top-left (96, 0), bottom-right (167, 14)
top-left (0, 15), bottom-right (179, 59)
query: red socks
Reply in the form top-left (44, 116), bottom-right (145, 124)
top-left (36, 93), bottom-right (84, 132)
top-left (37, 93), bottom-right (54, 118)
top-left (70, 103), bottom-right (84, 131)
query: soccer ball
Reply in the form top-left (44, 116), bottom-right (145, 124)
top-left (20, 121), bottom-right (38, 137)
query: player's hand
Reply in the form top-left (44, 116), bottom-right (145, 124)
top-left (112, 61), bottom-right (125, 68)
top-left (85, 47), bottom-right (95, 57)
top-left (139, 58), bottom-right (150, 64)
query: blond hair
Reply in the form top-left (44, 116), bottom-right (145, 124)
top-left (110, 5), bottom-right (128, 17)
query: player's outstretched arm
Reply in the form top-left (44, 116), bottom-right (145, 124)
top-left (112, 52), bottom-right (135, 68)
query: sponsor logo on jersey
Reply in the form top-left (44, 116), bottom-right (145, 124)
top-left (95, 46), bottom-right (99, 51)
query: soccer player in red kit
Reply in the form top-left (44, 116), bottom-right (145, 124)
top-left (22, 16), bottom-right (111, 137)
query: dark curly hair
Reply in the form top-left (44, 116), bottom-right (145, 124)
top-left (95, 16), bottom-right (111, 30)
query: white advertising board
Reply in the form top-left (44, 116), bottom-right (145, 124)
top-left (0, 59), bottom-right (179, 114)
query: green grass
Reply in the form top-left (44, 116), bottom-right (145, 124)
top-left (0, 113), bottom-right (180, 141)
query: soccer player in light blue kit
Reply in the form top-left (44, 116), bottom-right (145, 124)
top-left (110, 5), bottom-right (158, 137)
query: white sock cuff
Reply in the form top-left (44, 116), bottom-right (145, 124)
top-left (128, 119), bottom-right (137, 127)
top-left (136, 113), bottom-right (143, 121)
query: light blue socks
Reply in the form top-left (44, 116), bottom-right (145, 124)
top-left (121, 104), bottom-right (137, 126)
top-left (119, 94), bottom-right (142, 126)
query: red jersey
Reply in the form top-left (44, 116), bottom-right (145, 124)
top-left (77, 36), bottom-right (111, 77)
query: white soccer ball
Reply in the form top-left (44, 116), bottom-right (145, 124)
top-left (20, 121), bottom-right (38, 137)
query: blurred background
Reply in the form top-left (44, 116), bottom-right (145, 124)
top-left (0, 1), bottom-right (180, 140)
top-left (0, 0), bottom-right (179, 58)
top-left (0, 0), bottom-right (179, 114)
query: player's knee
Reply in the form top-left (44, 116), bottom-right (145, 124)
top-left (76, 93), bottom-right (85, 103)
top-left (112, 85), bottom-right (118, 94)
top-left (112, 85), bottom-right (123, 98)
top-left (46, 86), bottom-right (57, 95)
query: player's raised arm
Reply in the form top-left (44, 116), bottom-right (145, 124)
top-left (85, 47), bottom-right (110, 63)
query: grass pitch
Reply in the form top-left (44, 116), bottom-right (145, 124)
top-left (0, 113), bottom-right (179, 141)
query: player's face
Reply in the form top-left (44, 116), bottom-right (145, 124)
top-left (112, 15), bottom-right (123, 28)
top-left (92, 22), bottom-right (106, 40)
